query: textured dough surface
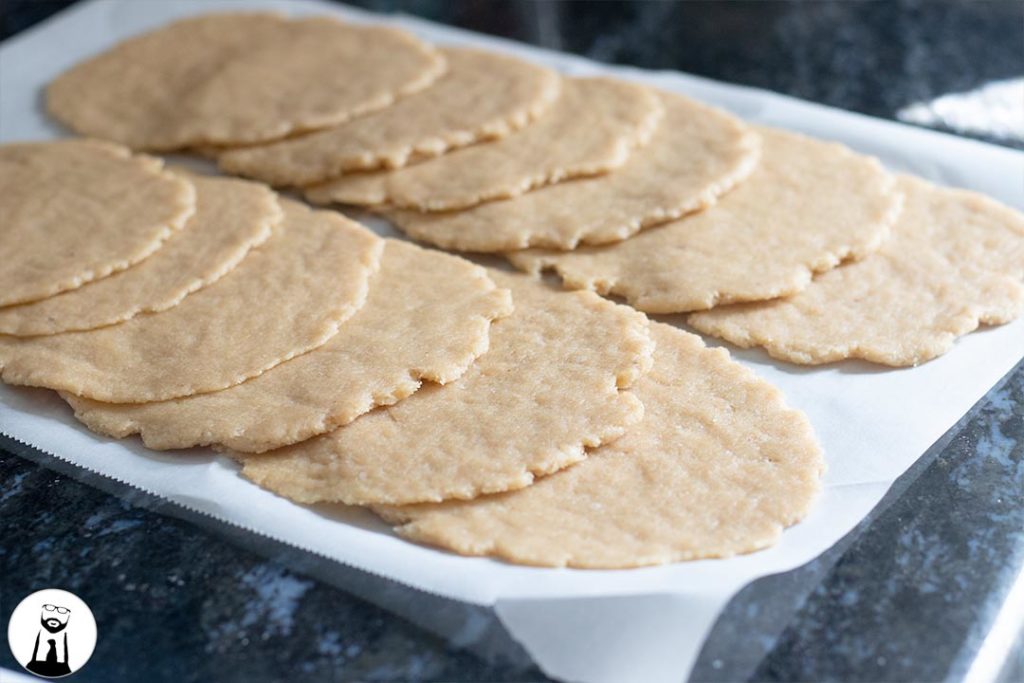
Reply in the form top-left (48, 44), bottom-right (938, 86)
top-left (63, 240), bottom-right (513, 453)
top-left (511, 127), bottom-right (902, 312)
top-left (379, 92), bottom-right (759, 251)
top-left (304, 78), bottom-right (664, 211)
top-left (237, 271), bottom-right (654, 505)
top-left (219, 48), bottom-right (561, 186)
top-left (688, 176), bottom-right (1024, 366)
top-left (0, 175), bottom-right (279, 335)
top-left (377, 323), bottom-right (823, 568)
top-left (48, 13), bottom-right (445, 149)
top-left (0, 139), bottom-right (195, 307)
top-left (0, 200), bottom-right (382, 402)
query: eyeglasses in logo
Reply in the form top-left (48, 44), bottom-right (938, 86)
top-left (7, 589), bottom-right (97, 679)
top-left (42, 605), bottom-right (70, 616)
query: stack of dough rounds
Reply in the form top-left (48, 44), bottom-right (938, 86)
top-left (0, 139), bottom-right (195, 307)
top-left (28, 9), bottom-right (1024, 571)
top-left (304, 77), bottom-right (664, 211)
top-left (509, 127), bottom-right (903, 312)
top-left (218, 47), bottom-right (561, 186)
top-left (47, 13), bottom-right (445, 150)
top-left (0, 198), bottom-right (382, 402)
top-left (688, 176), bottom-right (1024, 366)
top-left (236, 271), bottom-right (654, 505)
top-left (63, 240), bottom-right (514, 453)
top-left (377, 323), bottom-right (824, 568)
top-left (0, 174), bottom-right (280, 335)
top-left (379, 92), bottom-right (760, 251)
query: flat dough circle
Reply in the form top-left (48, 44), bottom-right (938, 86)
top-left (0, 139), bottom-right (195, 307)
top-left (510, 127), bottom-right (902, 312)
top-left (377, 323), bottom-right (824, 569)
top-left (0, 200), bottom-right (382, 402)
top-left (47, 13), bottom-right (445, 150)
top-left (219, 47), bottom-right (561, 186)
top-left (0, 174), bottom-right (280, 335)
top-left (688, 176), bottom-right (1024, 366)
top-left (378, 92), bottom-right (759, 251)
top-left (63, 240), bottom-right (514, 453)
top-left (304, 77), bottom-right (664, 211)
top-left (237, 271), bottom-right (654, 505)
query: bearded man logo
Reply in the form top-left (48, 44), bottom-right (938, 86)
top-left (8, 588), bottom-right (97, 679)
top-left (27, 604), bottom-right (73, 677)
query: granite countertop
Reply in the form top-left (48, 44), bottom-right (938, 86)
top-left (1, 1), bottom-right (1022, 681)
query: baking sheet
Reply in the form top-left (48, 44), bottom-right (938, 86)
top-left (1, 1), bottom-right (1022, 681)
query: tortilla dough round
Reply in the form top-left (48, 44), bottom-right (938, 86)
top-left (378, 92), bottom-right (759, 252)
top-left (0, 139), bottom-right (195, 307)
top-left (63, 240), bottom-right (514, 453)
top-left (304, 77), bottom-right (664, 211)
top-left (377, 323), bottom-right (824, 569)
top-left (0, 175), bottom-right (280, 336)
top-left (219, 48), bottom-right (561, 186)
top-left (0, 200), bottom-right (382, 402)
top-left (237, 271), bottom-right (654, 505)
top-left (47, 13), bottom-right (445, 150)
top-left (510, 127), bottom-right (903, 312)
top-left (688, 176), bottom-right (1024, 366)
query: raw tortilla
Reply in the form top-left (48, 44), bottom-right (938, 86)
top-left (0, 139), bottom-right (195, 307)
top-left (63, 240), bottom-right (513, 453)
top-left (304, 77), bottom-right (664, 211)
top-left (218, 47), bottom-right (561, 186)
top-left (688, 175), bottom-right (1024, 366)
top-left (510, 127), bottom-right (902, 312)
top-left (0, 200), bottom-right (382, 402)
top-left (0, 174), bottom-right (280, 335)
top-left (377, 323), bottom-right (824, 569)
top-left (379, 91), bottom-right (759, 252)
top-left (47, 13), bottom-right (445, 150)
top-left (237, 271), bottom-right (654, 505)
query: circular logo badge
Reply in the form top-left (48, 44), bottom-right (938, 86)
top-left (7, 589), bottom-right (97, 679)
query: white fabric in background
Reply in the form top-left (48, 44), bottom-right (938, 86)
top-left (898, 78), bottom-right (1024, 143)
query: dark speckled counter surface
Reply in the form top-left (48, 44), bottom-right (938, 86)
top-left (1, 2), bottom-right (1022, 681)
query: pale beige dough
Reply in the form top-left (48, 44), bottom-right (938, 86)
top-left (304, 78), bottom-right (664, 211)
top-left (510, 127), bottom-right (902, 312)
top-left (237, 271), bottom-right (654, 505)
top-left (688, 175), bottom-right (1024, 366)
top-left (63, 240), bottom-right (513, 453)
top-left (0, 139), bottom-right (195, 307)
top-left (218, 48), bottom-right (561, 186)
top-left (0, 175), bottom-right (280, 336)
top-left (308, 171), bottom-right (394, 207)
top-left (0, 200), bottom-right (382, 402)
top-left (48, 13), bottom-right (445, 150)
top-left (376, 91), bottom-right (759, 252)
top-left (377, 323), bottom-right (823, 569)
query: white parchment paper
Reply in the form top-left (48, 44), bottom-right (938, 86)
top-left (1, 1), bottom-right (1022, 681)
